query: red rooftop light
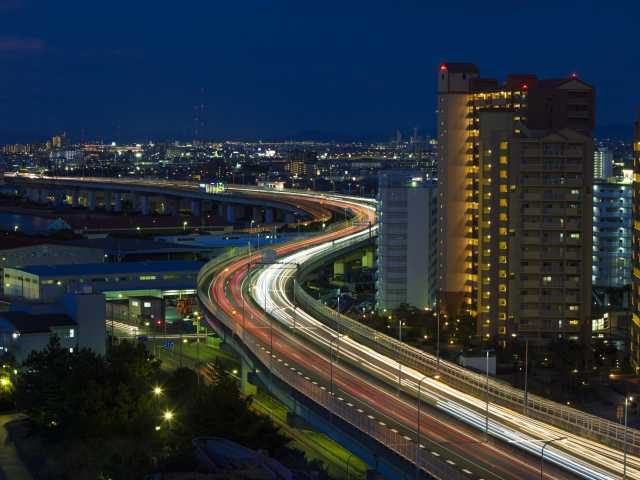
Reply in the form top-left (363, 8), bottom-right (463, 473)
top-left (522, 83), bottom-right (529, 90)
top-left (439, 64), bottom-right (447, 72)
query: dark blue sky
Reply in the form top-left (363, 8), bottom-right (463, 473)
top-left (1, 0), bottom-right (638, 142)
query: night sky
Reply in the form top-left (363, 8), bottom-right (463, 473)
top-left (1, 0), bottom-right (639, 143)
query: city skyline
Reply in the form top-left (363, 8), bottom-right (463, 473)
top-left (2, 1), bottom-right (640, 143)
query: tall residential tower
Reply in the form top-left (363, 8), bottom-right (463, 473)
top-left (631, 114), bottom-right (640, 369)
top-left (437, 63), bottom-right (594, 345)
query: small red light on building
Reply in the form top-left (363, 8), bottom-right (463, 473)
top-left (522, 83), bottom-right (528, 90)
top-left (439, 64), bottom-right (447, 72)
top-left (571, 72), bottom-right (577, 79)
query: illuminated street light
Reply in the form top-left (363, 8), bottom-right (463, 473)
top-left (163, 410), bottom-right (174, 422)
top-left (152, 385), bottom-right (163, 396)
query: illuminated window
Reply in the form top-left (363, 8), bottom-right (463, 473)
top-left (499, 227), bottom-right (508, 236)
top-left (499, 269), bottom-right (507, 278)
top-left (499, 155), bottom-right (508, 164)
top-left (498, 326), bottom-right (507, 334)
top-left (499, 213), bottom-right (508, 221)
top-left (498, 284), bottom-right (507, 292)
top-left (69, 328), bottom-right (75, 338)
top-left (499, 199), bottom-right (508, 207)
top-left (570, 232), bottom-right (580, 240)
top-left (499, 255), bottom-right (507, 264)
top-left (543, 276), bottom-right (552, 283)
top-left (498, 313), bottom-right (507, 320)
top-left (139, 275), bottom-right (157, 281)
top-left (569, 305), bottom-right (579, 311)
top-left (500, 141), bottom-right (508, 150)
top-left (144, 301), bottom-right (152, 308)
top-left (499, 185), bottom-right (508, 193)
top-left (498, 299), bottom-right (507, 307)
top-left (499, 241), bottom-right (507, 250)
top-left (569, 319), bottom-right (579, 326)
top-left (499, 170), bottom-right (508, 179)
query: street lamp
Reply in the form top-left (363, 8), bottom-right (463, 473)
top-left (485, 350), bottom-right (490, 440)
top-left (329, 334), bottom-right (342, 399)
top-left (152, 385), bottom-right (163, 397)
top-left (416, 374), bottom-right (429, 479)
top-left (163, 410), bottom-right (174, 422)
top-left (540, 436), bottom-right (566, 479)
top-left (624, 396), bottom-right (634, 479)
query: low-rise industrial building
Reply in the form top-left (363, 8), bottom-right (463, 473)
top-left (0, 292), bottom-right (106, 361)
top-left (3, 261), bottom-right (203, 303)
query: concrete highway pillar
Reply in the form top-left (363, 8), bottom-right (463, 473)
top-left (104, 191), bottom-right (112, 211)
top-left (138, 195), bottom-right (150, 215)
top-left (54, 190), bottom-right (64, 206)
top-left (113, 194), bottom-right (122, 212)
top-left (87, 191), bottom-right (96, 211)
top-left (27, 188), bottom-right (39, 203)
top-left (265, 208), bottom-right (274, 224)
top-left (163, 198), bottom-right (176, 215)
top-left (252, 206), bottom-right (262, 224)
top-left (240, 359), bottom-right (257, 396)
top-left (71, 190), bottom-right (79, 208)
top-left (190, 199), bottom-right (201, 217)
top-left (226, 205), bottom-right (236, 224)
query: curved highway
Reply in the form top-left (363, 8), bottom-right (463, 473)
top-left (201, 190), bottom-right (592, 480)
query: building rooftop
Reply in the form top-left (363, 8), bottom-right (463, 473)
top-left (66, 237), bottom-right (211, 254)
top-left (0, 312), bottom-right (76, 334)
top-left (8, 260), bottom-right (205, 277)
top-left (440, 62), bottom-right (479, 74)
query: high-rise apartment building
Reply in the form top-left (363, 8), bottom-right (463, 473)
top-left (437, 63), bottom-right (594, 345)
top-left (593, 172), bottom-right (633, 288)
top-left (287, 149), bottom-right (317, 178)
top-left (593, 147), bottom-right (614, 180)
top-left (376, 170), bottom-right (437, 310)
top-left (631, 114), bottom-right (640, 370)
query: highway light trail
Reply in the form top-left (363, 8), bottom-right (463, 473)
top-left (250, 210), bottom-right (635, 479)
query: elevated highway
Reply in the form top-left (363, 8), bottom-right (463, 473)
top-left (3, 174), bottom-right (334, 225)
top-left (198, 187), bottom-right (640, 479)
top-left (21, 175), bottom-right (637, 478)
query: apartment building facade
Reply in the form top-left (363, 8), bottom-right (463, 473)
top-left (376, 170), bottom-right (437, 310)
top-left (437, 63), bottom-right (594, 345)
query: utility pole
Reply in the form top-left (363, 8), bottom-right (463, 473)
top-left (485, 350), bottom-right (490, 440)
top-left (524, 339), bottom-right (529, 415)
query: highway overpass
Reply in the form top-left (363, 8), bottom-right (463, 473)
top-left (198, 186), bottom-right (640, 479)
top-left (3, 174), bottom-right (334, 225)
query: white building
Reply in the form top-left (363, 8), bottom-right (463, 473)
top-left (0, 292), bottom-right (106, 362)
top-left (375, 170), bottom-right (437, 311)
top-left (593, 147), bottom-right (613, 181)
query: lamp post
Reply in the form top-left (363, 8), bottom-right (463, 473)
top-left (398, 318), bottom-right (404, 393)
top-left (329, 334), bottom-right (341, 399)
top-left (485, 350), bottom-right (490, 440)
top-left (540, 436), bottom-right (566, 479)
top-left (436, 310), bottom-right (440, 374)
top-left (524, 339), bottom-right (529, 416)
top-left (624, 396), bottom-right (633, 479)
top-left (416, 374), bottom-right (429, 479)
top-left (345, 451), bottom-right (355, 480)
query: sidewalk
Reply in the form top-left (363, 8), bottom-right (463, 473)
top-left (0, 414), bottom-right (32, 480)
